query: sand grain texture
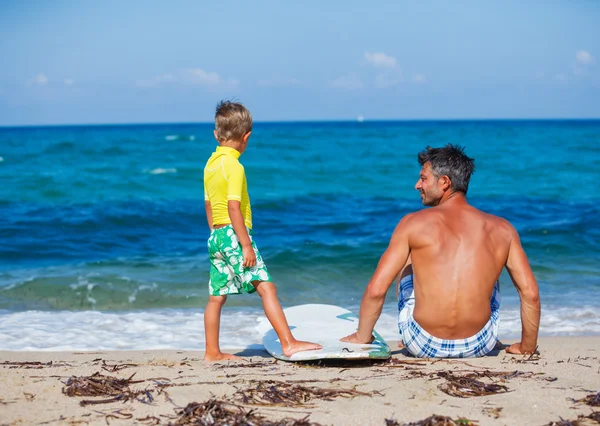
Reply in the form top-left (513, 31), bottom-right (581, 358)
top-left (0, 337), bottom-right (599, 426)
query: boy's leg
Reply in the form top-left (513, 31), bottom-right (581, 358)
top-left (204, 295), bottom-right (242, 361)
top-left (252, 280), bottom-right (321, 357)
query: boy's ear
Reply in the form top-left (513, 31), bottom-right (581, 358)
top-left (213, 130), bottom-right (220, 142)
top-left (243, 131), bottom-right (252, 143)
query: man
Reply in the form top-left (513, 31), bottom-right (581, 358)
top-left (342, 144), bottom-right (541, 357)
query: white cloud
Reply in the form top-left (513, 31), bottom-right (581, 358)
top-left (576, 50), bottom-right (593, 65)
top-left (364, 52), bottom-right (397, 69)
top-left (136, 69), bottom-right (238, 88)
top-left (331, 72), bottom-right (364, 90)
top-left (185, 68), bottom-right (223, 85)
top-left (64, 79), bottom-right (74, 86)
top-left (572, 50), bottom-right (594, 77)
top-left (27, 73), bottom-right (49, 87)
top-left (412, 73), bottom-right (426, 84)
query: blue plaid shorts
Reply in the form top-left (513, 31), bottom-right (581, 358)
top-left (397, 274), bottom-right (500, 358)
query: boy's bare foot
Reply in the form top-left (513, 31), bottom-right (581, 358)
top-left (282, 340), bottom-right (322, 357)
top-left (203, 352), bottom-right (243, 362)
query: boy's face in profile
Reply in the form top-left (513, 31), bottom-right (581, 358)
top-left (238, 131), bottom-right (251, 155)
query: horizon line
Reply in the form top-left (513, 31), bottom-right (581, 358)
top-left (1, 117), bottom-right (600, 129)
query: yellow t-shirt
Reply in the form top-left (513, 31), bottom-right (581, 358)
top-left (204, 146), bottom-right (252, 229)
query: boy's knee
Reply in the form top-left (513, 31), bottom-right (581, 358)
top-left (252, 281), bottom-right (276, 296)
top-left (208, 295), bottom-right (227, 306)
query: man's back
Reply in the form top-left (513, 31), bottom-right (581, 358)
top-left (408, 199), bottom-right (513, 339)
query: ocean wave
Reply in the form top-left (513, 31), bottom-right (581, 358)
top-left (1, 305), bottom-right (598, 351)
top-left (42, 141), bottom-right (76, 154)
top-left (165, 135), bottom-right (195, 141)
top-left (0, 273), bottom-right (208, 311)
top-left (146, 168), bottom-right (177, 175)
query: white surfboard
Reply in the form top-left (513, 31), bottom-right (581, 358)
top-left (257, 304), bottom-right (391, 361)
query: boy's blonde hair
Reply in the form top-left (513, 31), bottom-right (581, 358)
top-left (214, 100), bottom-right (253, 142)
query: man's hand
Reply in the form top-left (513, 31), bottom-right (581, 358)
top-left (506, 342), bottom-right (537, 355)
top-left (242, 245), bottom-right (257, 268)
top-left (340, 332), bottom-right (374, 344)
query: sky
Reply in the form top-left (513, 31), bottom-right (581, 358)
top-left (0, 1), bottom-right (599, 125)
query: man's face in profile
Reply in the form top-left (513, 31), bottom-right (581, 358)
top-left (415, 163), bottom-right (443, 206)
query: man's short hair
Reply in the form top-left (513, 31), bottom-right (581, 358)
top-left (418, 144), bottom-right (475, 194)
top-left (214, 100), bottom-right (253, 142)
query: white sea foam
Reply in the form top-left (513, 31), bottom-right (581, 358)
top-left (165, 135), bottom-right (195, 141)
top-left (147, 168), bottom-right (177, 175)
top-left (0, 305), bottom-right (598, 351)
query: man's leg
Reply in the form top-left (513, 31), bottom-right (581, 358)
top-left (252, 281), bottom-right (321, 357)
top-left (204, 295), bottom-right (242, 361)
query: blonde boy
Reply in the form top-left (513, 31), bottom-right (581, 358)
top-left (203, 101), bottom-right (320, 361)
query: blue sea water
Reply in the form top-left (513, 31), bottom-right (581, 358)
top-left (0, 120), bottom-right (599, 350)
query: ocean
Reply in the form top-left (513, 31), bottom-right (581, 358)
top-left (0, 120), bottom-right (599, 351)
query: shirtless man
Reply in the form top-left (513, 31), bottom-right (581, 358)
top-left (342, 144), bottom-right (541, 357)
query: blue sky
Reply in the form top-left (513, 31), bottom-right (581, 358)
top-left (0, 1), bottom-right (598, 125)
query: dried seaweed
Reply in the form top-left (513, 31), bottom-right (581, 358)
top-left (62, 372), bottom-right (149, 406)
top-left (385, 359), bottom-right (430, 367)
top-left (300, 359), bottom-right (387, 369)
top-left (544, 412), bottom-right (600, 426)
top-left (100, 360), bottom-right (139, 372)
top-left (213, 360), bottom-right (278, 369)
top-left (511, 349), bottom-right (541, 363)
top-left (482, 406), bottom-right (502, 419)
top-left (233, 380), bottom-right (378, 407)
top-left (435, 371), bottom-right (509, 398)
top-left (171, 399), bottom-right (322, 425)
top-left (137, 415), bottom-right (163, 425)
top-left (0, 360), bottom-right (71, 369)
top-left (575, 391), bottom-right (600, 407)
top-left (386, 415), bottom-right (478, 425)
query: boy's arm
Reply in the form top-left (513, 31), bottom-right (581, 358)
top-left (341, 215), bottom-right (413, 344)
top-left (205, 201), bottom-right (213, 231)
top-left (228, 201), bottom-right (256, 267)
top-left (505, 225), bottom-right (541, 354)
top-left (204, 181), bottom-right (213, 231)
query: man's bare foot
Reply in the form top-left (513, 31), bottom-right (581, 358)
top-left (203, 352), bottom-right (243, 362)
top-left (282, 340), bottom-right (322, 357)
top-left (397, 341), bottom-right (406, 349)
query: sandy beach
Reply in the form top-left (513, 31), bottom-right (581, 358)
top-left (0, 337), bottom-right (599, 425)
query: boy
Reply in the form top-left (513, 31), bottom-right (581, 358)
top-left (203, 100), bottom-right (321, 361)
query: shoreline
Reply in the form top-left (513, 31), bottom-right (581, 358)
top-left (1, 337), bottom-right (599, 425)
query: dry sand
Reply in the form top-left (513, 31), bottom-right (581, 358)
top-left (0, 337), bottom-right (599, 425)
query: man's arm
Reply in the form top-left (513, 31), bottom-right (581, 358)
top-left (505, 225), bottom-right (541, 354)
top-left (228, 200), bottom-right (256, 267)
top-left (341, 215), bottom-right (413, 344)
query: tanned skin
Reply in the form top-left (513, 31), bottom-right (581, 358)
top-left (342, 162), bottom-right (541, 355)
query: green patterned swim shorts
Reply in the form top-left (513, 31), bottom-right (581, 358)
top-left (207, 225), bottom-right (272, 296)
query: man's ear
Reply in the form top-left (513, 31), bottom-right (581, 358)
top-left (213, 130), bottom-right (220, 142)
top-left (243, 131), bottom-right (252, 143)
top-left (440, 175), bottom-right (451, 191)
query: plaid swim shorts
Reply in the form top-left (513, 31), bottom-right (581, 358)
top-left (397, 274), bottom-right (501, 358)
top-left (207, 225), bottom-right (272, 296)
